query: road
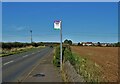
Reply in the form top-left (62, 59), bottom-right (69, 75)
top-left (2, 47), bottom-right (53, 82)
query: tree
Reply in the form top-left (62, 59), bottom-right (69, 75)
top-left (68, 40), bottom-right (72, 45)
top-left (64, 39), bottom-right (72, 45)
top-left (97, 42), bottom-right (101, 46)
top-left (32, 42), bottom-right (39, 47)
top-left (38, 42), bottom-right (44, 46)
top-left (78, 42), bottom-right (80, 46)
top-left (78, 42), bottom-right (82, 46)
top-left (64, 39), bottom-right (69, 44)
top-left (115, 42), bottom-right (120, 47)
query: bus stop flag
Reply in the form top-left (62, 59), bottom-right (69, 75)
top-left (54, 20), bottom-right (61, 30)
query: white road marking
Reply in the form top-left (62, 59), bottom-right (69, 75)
top-left (23, 55), bottom-right (28, 58)
top-left (3, 60), bottom-right (14, 66)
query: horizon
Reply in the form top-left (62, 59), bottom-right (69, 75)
top-left (2, 2), bottom-right (118, 43)
top-left (1, 41), bottom-right (118, 44)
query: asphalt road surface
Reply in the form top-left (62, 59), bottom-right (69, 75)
top-left (2, 47), bottom-right (53, 82)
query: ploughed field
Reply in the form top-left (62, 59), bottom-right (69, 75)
top-left (71, 46), bottom-right (118, 82)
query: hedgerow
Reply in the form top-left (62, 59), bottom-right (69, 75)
top-left (53, 45), bottom-right (103, 82)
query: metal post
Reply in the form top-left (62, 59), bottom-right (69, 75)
top-left (30, 30), bottom-right (32, 43)
top-left (60, 21), bottom-right (62, 71)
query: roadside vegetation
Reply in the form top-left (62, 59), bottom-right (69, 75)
top-left (53, 46), bottom-right (60, 67)
top-left (53, 44), bottom-right (104, 82)
top-left (0, 42), bottom-right (45, 57)
top-left (72, 52), bottom-right (103, 82)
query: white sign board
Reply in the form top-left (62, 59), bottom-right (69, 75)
top-left (54, 20), bottom-right (61, 30)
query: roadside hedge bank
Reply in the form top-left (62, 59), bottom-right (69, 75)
top-left (53, 45), bottom-right (103, 82)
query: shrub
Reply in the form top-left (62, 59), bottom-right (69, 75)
top-left (53, 45), bottom-right (75, 67)
top-left (63, 47), bottom-right (75, 65)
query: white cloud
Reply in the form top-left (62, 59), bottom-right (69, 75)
top-left (15, 25), bottom-right (29, 31)
top-left (3, 24), bottom-right (29, 32)
top-left (16, 26), bottom-right (26, 31)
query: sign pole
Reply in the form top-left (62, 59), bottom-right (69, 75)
top-left (53, 20), bottom-right (62, 71)
top-left (60, 21), bottom-right (62, 71)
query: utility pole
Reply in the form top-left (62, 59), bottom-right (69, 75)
top-left (30, 30), bottom-right (32, 43)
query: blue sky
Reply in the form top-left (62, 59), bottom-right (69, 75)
top-left (2, 2), bottom-right (118, 43)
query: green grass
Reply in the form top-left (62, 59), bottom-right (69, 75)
top-left (72, 52), bottom-right (103, 82)
top-left (53, 46), bottom-right (60, 67)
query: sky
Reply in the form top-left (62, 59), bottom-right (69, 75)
top-left (1, 0), bottom-right (120, 2)
top-left (2, 2), bottom-right (118, 43)
top-left (0, 2), bottom-right (1, 42)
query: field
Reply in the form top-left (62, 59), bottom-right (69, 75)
top-left (71, 46), bottom-right (118, 82)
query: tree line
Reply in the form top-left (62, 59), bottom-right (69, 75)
top-left (1, 40), bottom-right (120, 49)
top-left (63, 39), bottom-right (120, 47)
top-left (1, 42), bottom-right (45, 49)
top-left (114, 42), bottom-right (120, 47)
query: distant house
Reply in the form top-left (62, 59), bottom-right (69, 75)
top-left (81, 42), bottom-right (93, 46)
top-left (101, 43), bottom-right (107, 47)
top-left (101, 43), bottom-right (114, 47)
top-left (93, 43), bottom-right (98, 46)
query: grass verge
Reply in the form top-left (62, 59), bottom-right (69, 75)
top-left (72, 52), bottom-right (103, 82)
top-left (53, 46), bottom-right (60, 67)
top-left (53, 45), bottom-right (104, 82)
top-left (0, 46), bottom-right (45, 57)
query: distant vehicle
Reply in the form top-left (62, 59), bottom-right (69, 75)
top-left (50, 45), bottom-right (53, 48)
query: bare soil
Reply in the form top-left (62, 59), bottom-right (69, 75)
top-left (71, 46), bottom-right (118, 82)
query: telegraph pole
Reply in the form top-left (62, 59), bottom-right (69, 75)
top-left (30, 30), bottom-right (32, 43)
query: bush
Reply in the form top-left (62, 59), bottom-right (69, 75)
top-left (2, 42), bottom-right (31, 49)
top-left (53, 45), bottom-right (75, 67)
top-left (32, 42), bottom-right (39, 47)
top-left (63, 46), bottom-right (75, 65)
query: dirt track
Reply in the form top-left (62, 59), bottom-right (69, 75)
top-left (71, 46), bottom-right (118, 82)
